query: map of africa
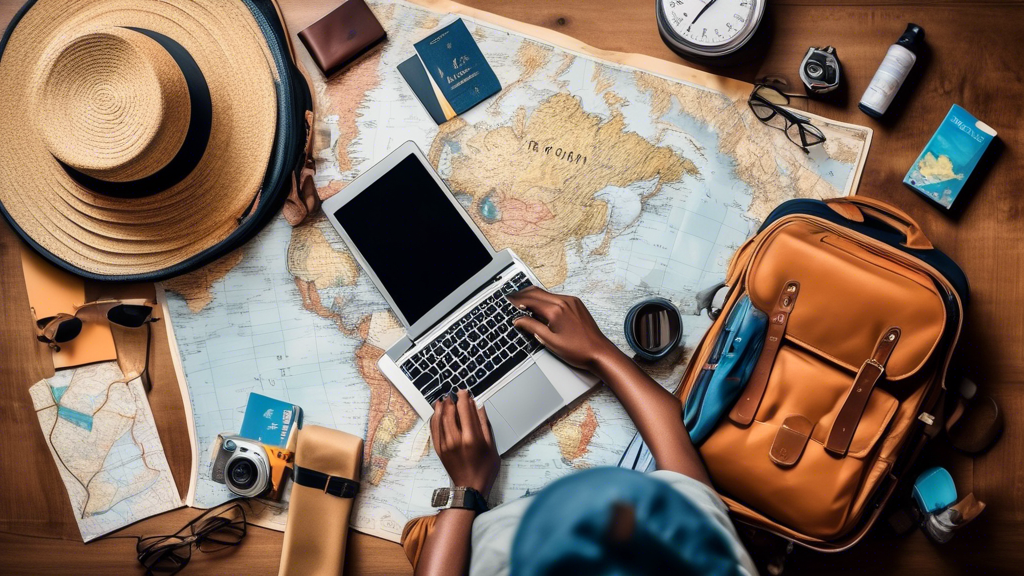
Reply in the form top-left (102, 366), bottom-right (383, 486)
top-left (30, 362), bottom-right (181, 541)
top-left (162, 0), bottom-right (870, 541)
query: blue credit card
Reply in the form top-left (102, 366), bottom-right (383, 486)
top-left (239, 393), bottom-right (302, 448)
top-left (412, 18), bottom-right (500, 120)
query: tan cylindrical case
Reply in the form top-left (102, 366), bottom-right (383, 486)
top-left (279, 425), bottom-right (363, 576)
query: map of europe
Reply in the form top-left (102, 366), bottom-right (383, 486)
top-left (162, 0), bottom-right (870, 541)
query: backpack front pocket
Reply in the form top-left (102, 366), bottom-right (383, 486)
top-left (700, 344), bottom-right (898, 539)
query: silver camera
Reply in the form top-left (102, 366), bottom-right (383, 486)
top-left (211, 434), bottom-right (273, 498)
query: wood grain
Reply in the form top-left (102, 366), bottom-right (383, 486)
top-left (1, 0), bottom-right (1022, 574)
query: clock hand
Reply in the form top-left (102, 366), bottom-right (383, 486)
top-left (688, 0), bottom-right (719, 28)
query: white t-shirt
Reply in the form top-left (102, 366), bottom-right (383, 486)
top-left (468, 470), bottom-right (759, 576)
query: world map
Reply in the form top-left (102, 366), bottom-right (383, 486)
top-left (162, 0), bottom-right (870, 541)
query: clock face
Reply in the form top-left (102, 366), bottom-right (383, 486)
top-left (658, 0), bottom-right (762, 54)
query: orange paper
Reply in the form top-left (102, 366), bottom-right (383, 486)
top-left (20, 247), bottom-right (116, 368)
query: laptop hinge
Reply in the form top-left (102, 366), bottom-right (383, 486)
top-left (386, 336), bottom-right (414, 362)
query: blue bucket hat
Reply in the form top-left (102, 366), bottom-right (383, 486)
top-left (511, 467), bottom-right (745, 576)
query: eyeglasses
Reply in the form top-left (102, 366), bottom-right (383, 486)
top-left (133, 503), bottom-right (248, 576)
top-left (748, 84), bottom-right (826, 153)
top-left (34, 298), bottom-right (156, 352)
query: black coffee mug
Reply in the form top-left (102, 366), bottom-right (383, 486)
top-left (623, 298), bottom-right (683, 362)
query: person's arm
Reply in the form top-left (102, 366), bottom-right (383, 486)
top-left (508, 287), bottom-right (711, 485)
top-left (415, 389), bottom-right (501, 576)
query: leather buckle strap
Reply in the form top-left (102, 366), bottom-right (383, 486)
top-left (825, 327), bottom-right (901, 456)
top-left (294, 465), bottom-right (359, 498)
top-left (729, 281), bottom-right (800, 426)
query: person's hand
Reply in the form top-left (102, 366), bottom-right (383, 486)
top-left (507, 287), bottom-right (619, 372)
top-left (431, 389), bottom-right (500, 498)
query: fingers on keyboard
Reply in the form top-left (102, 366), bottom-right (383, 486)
top-left (406, 273), bottom-right (541, 403)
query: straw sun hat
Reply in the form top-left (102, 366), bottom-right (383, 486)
top-left (0, 0), bottom-right (312, 281)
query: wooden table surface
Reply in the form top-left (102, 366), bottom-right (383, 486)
top-left (2, 0), bottom-right (1022, 574)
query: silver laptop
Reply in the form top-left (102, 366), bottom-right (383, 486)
top-left (323, 141), bottom-right (598, 454)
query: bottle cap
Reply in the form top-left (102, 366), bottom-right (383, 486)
top-left (897, 23), bottom-right (925, 54)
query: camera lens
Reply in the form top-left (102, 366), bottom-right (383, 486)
top-left (227, 459), bottom-right (257, 491)
top-left (807, 62), bottom-right (824, 78)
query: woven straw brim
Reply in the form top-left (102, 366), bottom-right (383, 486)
top-left (0, 0), bottom-right (278, 276)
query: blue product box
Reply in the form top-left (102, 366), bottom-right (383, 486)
top-left (904, 104), bottom-right (997, 209)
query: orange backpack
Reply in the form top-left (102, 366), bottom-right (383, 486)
top-left (677, 196), bottom-right (968, 551)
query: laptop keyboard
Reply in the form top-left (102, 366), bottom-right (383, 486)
top-left (401, 272), bottom-right (541, 404)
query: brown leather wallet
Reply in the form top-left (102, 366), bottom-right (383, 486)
top-left (298, 0), bottom-right (386, 77)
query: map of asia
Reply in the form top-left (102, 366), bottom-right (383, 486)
top-left (162, 0), bottom-right (871, 541)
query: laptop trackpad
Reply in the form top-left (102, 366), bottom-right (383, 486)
top-left (486, 364), bottom-right (562, 435)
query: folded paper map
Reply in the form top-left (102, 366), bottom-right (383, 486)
top-left (30, 362), bottom-right (181, 541)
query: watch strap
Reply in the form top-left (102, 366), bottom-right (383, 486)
top-left (432, 486), bottom-right (489, 513)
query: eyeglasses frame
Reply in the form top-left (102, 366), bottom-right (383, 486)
top-left (134, 503), bottom-right (248, 576)
top-left (748, 84), bottom-right (826, 153)
top-left (33, 298), bottom-right (155, 351)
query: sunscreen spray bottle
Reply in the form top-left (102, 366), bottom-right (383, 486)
top-left (859, 24), bottom-right (924, 118)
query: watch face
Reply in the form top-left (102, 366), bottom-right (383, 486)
top-left (657, 0), bottom-right (764, 57)
top-left (431, 487), bottom-right (451, 508)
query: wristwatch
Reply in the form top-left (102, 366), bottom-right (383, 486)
top-left (431, 486), bottom-right (489, 513)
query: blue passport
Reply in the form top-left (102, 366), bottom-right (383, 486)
top-left (904, 104), bottom-right (997, 209)
top-left (399, 19), bottom-right (500, 124)
top-left (239, 393), bottom-right (302, 449)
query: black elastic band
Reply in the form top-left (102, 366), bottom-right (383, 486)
top-left (294, 465), bottom-right (359, 499)
top-left (59, 27), bottom-right (212, 197)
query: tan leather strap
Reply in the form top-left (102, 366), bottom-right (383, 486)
top-left (282, 110), bottom-right (319, 226)
top-left (824, 197), bottom-right (934, 250)
top-left (729, 281), bottom-right (800, 426)
top-left (825, 327), bottom-right (901, 456)
top-left (948, 493), bottom-right (985, 525)
top-left (826, 201), bottom-right (864, 222)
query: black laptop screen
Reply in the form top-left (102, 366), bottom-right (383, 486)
top-left (333, 153), bottom-right (492, 325)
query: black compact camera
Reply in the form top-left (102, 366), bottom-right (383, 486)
top-left (799, 46), bottom-right (841, 95)
top-left (211, 434), bottom-right (293, 499)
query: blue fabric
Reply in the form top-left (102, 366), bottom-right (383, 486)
top-left (510, 468), bottom-right (745, 576)
top-left (683, 296), bottom-right (767, 444)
